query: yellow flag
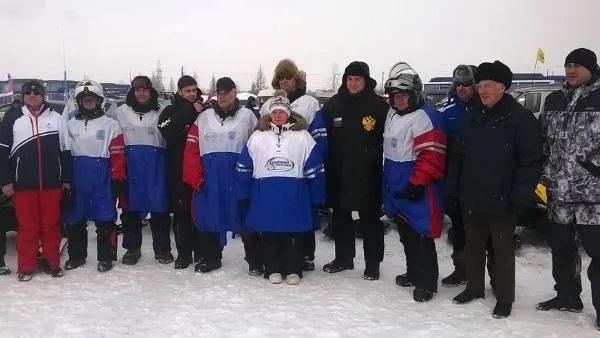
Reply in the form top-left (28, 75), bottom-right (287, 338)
top-left (536, 48), bottom-right (545, 64)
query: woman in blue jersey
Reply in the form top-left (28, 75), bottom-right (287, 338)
top-left (236, 96), bottom-right (325, 285)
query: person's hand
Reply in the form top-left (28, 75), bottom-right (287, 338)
top-left (394, 183), bottom-right (425, 201)
top-left (62, 183), bottom-right (71, 190)
top-left (193, 102), bottom-right (204, 113)
top-left (2, 183), bottom-right (14, 197)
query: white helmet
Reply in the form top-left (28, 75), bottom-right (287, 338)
top-left (74, 80), bottom-right (105, 104)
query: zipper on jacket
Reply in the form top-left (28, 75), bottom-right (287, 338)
top-left (14, 157), bottom-right (19, 183)
top-left (29, 115), bottom-right (44, 191)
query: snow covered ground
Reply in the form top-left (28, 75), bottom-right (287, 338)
top-left (0, 222), bottom-right (597, 338)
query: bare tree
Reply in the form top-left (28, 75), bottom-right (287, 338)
top-left (331, 63), bottom-right (340, 91)
top-left (250, 66), bottom-right (267, 94)
top-left (169, 76), bottom-right (175, 93)
top-left (193, 71), bottom-right (199, 83)
top-left (150, 60), bottom-right (165, 91)
top-left (208, 73), bottom-right (217, 96)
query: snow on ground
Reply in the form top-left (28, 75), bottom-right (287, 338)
top-left (0, 222), bottom-right (598, 338)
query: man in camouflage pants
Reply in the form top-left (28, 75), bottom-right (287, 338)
top-left (537, 48), bottom-right (600, 330)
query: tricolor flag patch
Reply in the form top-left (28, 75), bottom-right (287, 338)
top-left (333, 117), bottom-right (342, 128)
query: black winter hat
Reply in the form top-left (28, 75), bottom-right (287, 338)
top-left (343, 61), bottom-right (377, 91)
top-left (216, 77), bottom-right (236, 92)
top-left (475, 61), bottom-right (513, 90)
top-left (565, 48), bottom-right (598, 73)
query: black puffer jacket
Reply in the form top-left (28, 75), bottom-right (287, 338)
top-left (321, 81), bottom-right (388, 212)
top-left (157, 94), bottom-right (200, 212)
top-left (446, 94), bottom-right (542, 214)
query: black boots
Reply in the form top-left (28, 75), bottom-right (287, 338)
top-left (363, 262), bottom-right (380, 280)
top-left (395, 273), bottom-right (414, 287)
top-left (492, 302), bottom-right (512, 319)
top-left (413, 288), bottom-right (434, 302)
top-left (174, 256), bottom-right (192, 269)
top-left (195, 259), bottom-right (222, 273)
top-left (453, 289), bottom-right (484, 304)
top-left (323, 259), bottom-right (354, 273)
top-left (122, 249), bottom-right (141, 265)
top-left (441, 251), bottom-right (466, 287)
top-left (536, 296), bottom-right (583, 313)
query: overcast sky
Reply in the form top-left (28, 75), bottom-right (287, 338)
top-left (1, 0), bottom-right (598, 90)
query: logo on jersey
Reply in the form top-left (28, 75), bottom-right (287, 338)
top-left (204, 132), bottom-right (218, 141)
top-left (96, 130), bottom-right (105, 140)
top-left (362, 115), bottom-right (376, 132)
top-left (265, 157), bottom-right (294, 172)
top-left (333, 117), bottom-right (342, 128)
top-left (228, 131), bottom-right (236, 140)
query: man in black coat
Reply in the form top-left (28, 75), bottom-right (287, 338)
top-left (321, 61), bottom-right (388, 280)
top-left (446, 61), bottom-right (542, 318)
top-left (158, 75), bottom-right (204, 269)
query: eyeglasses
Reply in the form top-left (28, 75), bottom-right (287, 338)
top-left (454, 81), bottom-right (472, 87)
top-left (279, 76), bottom-right (294, 81)
top-left (24, 90), bottom-right (42, 96)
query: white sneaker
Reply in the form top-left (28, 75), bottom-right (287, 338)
top-left (286, 274), bottom-right (300, 285)
top-left (269, 273), bottom-right (283, 284)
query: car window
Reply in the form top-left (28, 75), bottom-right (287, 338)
top-left (524, 93), bottom-right (542, 113)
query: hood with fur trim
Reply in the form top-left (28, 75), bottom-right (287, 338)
top-left (257, 111), bottom-right (308, 132)
top-left (271, 59), bottom-right (307, 90)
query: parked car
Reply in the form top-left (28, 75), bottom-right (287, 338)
top-left (509, 84), bottom-right (562, 119)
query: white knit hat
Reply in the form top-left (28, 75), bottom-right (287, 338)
top-left (269, 96), bottom-right (292, 116)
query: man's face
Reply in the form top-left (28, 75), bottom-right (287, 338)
top-left (23, 89), bottom-right (43, 110)
top-left (477, 80), bottom-right (505, 108)
top-left (270, 109), bottom-right (289, 126)
top-left (565, 63), bottom-right (593, 87)
top-left (278, 76), bottom-right (297, 94)
top-left (178, 85), bottom-right (198, 103)
top-left (217, 89), bottom-right (236, 110)
top-left (134, 87), bottom-right (151, 105)
top-left (455, 82), bottom-right (475, 103)
top-left (392, 92), bottom-right (410, 111)
top-left (81, 95), bottom-right (98, 111)
top-left (346, 76), bottom-right (366, 95)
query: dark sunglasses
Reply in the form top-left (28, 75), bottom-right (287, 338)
top-left (24, 90), bottom-right (42, 96)
top-left (279, 76), bottom-right (294, 81)
top-left (454, 81), bottom-right (472, 87)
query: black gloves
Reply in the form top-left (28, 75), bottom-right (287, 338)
top-left (111, 180), bottom-right (124, 201)
top-left (395, 183), bottom-right (425, 201)
top-left (61, 188), bottom-right (75, 211)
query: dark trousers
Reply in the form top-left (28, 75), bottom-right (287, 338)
top-left (122, 211), bottom-right (171, 253)
top-left (198, 231), bottom-right (222, 261)
top-left (0, 229), bottom-right (6, 266)
top-left (548, 222), bottom-right (600, 314)
top-left (172, 210), bottom-right (200, 260)
top-left (395, 214), bottom-right (439, 291)
top-left (242, 231), bottom-right (262, 267)
top-left (464, 211), bottom-right (516, 303)
top-left (262, 232), bottom-right (302, 276)
top-left (67, 221), bottom-right (117, 262)
top-left (301, 231), bottom-right (316, 261)
top-left (448, 206), bottom-right (496, 284)
top-left (332, 209), bottom-right (384, 263)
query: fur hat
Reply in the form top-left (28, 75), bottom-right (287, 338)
top-left (475, 61), bottom-right (513, 90)
top-left (271, 59), bottom-right (307, 90)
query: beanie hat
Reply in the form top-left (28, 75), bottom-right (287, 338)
top-left (269, 96), bottom-right (292, 117)
top-left (216, 77), bottom-right (236, 92)
top-left (565, 48), bottom-right (599, 73)
top-left (475, 61), bottom-right (513, 90)
top-left (342, 61), bottom-right (377, 92)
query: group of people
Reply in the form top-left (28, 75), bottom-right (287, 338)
top-left (0, 47), bottom-right (599, 328)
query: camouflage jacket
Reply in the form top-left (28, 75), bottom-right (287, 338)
top-left (540, 76), bottom-right (600, 203)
